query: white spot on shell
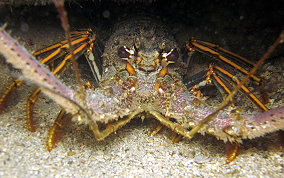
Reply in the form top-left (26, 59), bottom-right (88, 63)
top-left (130, 86), bottom-right (136, 92)
top-left (100, 114), bottom-right (105, 120)
top-left (207, 128), bottom-right (215, 134)
top-left (188, 121), bottom-right (195, 127)
top-left (158, 88), bottom-right (164, 94)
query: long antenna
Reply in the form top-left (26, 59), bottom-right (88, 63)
top-left (53, 0), bottom-right (84, 95)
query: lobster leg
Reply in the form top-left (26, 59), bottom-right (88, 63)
top-left (149, 123), bottom-right (164, 136)
top-left (88, 110), bottom-right (143, 141)
top-left (47, 109), bottom-right (72, 151)
top-left (0, 29), bottom-right (95, 132)
top-left (186, 39), bottom-right (261, 84)
top-left (26, 88), bottom-right (41, 132)
top-left (225, 142), bottom-right (240, 164)
top-left (1, 27), bottom-right (137, 149)
top-left (186, 64), bottom-right (268, 111)
top-left (213, 65), bottom-right (268, 111)
top-left (148, 110), bottom-right (196, 140)
top-left (0, 79), bottom-right (23, 111)
top-left (185, 31), bottom-right (284, 163)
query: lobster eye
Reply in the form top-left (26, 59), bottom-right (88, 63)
top-left (117, 46), bottom-right (133, 59)
top-left (162, 48), bottom-right (179, 63)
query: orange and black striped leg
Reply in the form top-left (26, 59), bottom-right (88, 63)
top-left (186, 68), bottom-right (228, 101)
top-left (190, 89), bottom-right (205, 106)
top-left (224, 142), bottom-right (240, 164)
top-left (34, 29), bottom-right (95, 66)
top-left (186, 39), bottom-right (261, 84)
top-left (32, 30), bottom-right (94, 57)
top-left (0, 79), bottom-right (23, 111)
top-left (212, 65), bottom-right (268, 111)
top-left (206, 64), bottom-right (235, 106)
top-left (0, 29), bottom-right (95, 134)
top-left (186, 70), bottom-right (212, 105)
top-left (186, 64), bottom-right (268, 111)
top-left (47, 109), bottom-right (72, 151)
top-left (26, 88), bottom-right (41, 132)
top-left (24, 30), bottom-right (96, 131)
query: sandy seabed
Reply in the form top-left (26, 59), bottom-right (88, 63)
top-left (0, 2), bottom-right (283, 177)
